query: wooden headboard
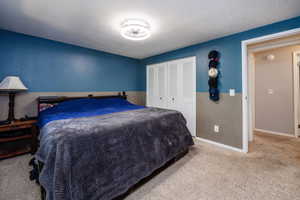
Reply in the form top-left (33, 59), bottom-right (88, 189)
top-left (37, 91), bottom-right (127, 113)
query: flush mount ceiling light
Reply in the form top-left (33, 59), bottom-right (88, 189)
top-left (120, 19), bottom-right (151, 41)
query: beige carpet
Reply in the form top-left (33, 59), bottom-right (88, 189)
top-left (1, 132), bottom-right (300, 200)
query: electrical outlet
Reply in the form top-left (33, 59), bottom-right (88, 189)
top-left (214, 125), bottom-right (219, 133)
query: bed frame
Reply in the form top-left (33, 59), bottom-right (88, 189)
top-left (37, 91), bottom-right (127, 113)
top-left (31, 91), bottom-right (188, 200)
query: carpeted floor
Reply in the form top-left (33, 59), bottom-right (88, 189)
top-left (1, 132), bottom-right (300, 200)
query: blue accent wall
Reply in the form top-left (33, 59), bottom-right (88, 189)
top-left (142, 16), bottom-right (300, 93)
top-left (0, 30), bottom-right (144, 92)
top-left (1, 16), bottom-right (300, 93)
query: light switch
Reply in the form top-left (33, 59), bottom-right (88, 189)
top-left (214, 125), bottom-right (220, 133)
top-left (268, 89), bottom-right (274, 94)
top-left (229, 89), bottom-right (235, 96)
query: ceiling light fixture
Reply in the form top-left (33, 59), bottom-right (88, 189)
top-left (266, 54), bottom-right (275, 61)
top-left (120, 19), bottom-right (151, 41)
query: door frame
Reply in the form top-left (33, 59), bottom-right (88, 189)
top-left (293, 51), bottom-right (300, 137)
top-left (248, 53), bottom-right (255, 142)
top-left (146, 56), bottom-right (197, 137)
top-left (242, 28), bottom-right (300, 153)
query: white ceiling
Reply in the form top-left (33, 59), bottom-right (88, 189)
top-left (0, 0), bottom-right (300, 59)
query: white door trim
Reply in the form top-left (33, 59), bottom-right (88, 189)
top-left (248, 53), bottom-right (255, 142)
top-left (248, 38), bottom-right (300, 53)
top-left (242, 28), bottom-right (300, 153)
top-left (293, 51), bottom-right (300, 137)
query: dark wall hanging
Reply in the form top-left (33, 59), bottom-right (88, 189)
top-left (208, 50), bottom-right (220, 101)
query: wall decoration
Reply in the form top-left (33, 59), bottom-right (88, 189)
top-left (208, 50), bottom-right (220, 101)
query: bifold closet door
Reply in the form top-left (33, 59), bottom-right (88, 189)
top-left (147, 63), bottom-right (168, 108)
top-left (178, 57), bottom-right (196, 136)
top-left (147, 57), bottom-right (196, 137)
top-left (167, 61), bottom-right (181, 111)
top-left (147, 65), bottom-right (156, 107)
top-left (167, 57), bottom-right (196, 136)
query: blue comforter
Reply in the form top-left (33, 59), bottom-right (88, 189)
top-left (38, 98), bottom-right (145, 127)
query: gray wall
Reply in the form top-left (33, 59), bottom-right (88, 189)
top-left (196, 93), bottom-right (243, 148)
top-left (254, 45), bottom-right (300, 135)
top-left (0, 91), bottom-right (146, 121)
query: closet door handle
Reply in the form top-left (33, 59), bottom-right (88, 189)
top-left (160, 97), bottom-right (163, 100)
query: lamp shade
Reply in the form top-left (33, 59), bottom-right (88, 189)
top-left (0, 76), bottom-right (28, 92)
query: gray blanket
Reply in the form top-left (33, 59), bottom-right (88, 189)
top-left (35, 107), bottom-right (194, 200)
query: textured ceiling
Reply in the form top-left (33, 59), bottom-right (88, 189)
top-left (0, 0), bottom-right (300, 59)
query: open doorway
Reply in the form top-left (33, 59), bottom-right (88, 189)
top-left (250, 44), bottom-right (300, 151)
top-left (242, 29), bottom-right (300, 153)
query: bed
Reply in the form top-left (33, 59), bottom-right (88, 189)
top-left (34, 92), bottom-right (194, 200)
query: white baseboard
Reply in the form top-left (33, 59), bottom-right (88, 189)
top-left (254, 128), bottom-right (296, 137)
top-left (194, 137), bottom-right (244, 153)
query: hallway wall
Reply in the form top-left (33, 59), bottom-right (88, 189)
top-left (255, 45), bottom-right (300, 135)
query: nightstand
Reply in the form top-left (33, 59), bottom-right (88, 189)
top-left (0, 120), bottom-right (38, 159)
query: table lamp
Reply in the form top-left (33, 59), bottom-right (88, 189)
top-left (0, 76), bottom-right (28, 124)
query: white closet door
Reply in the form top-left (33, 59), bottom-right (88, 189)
top-left (167, 61), bottom-right (181, 110)
top-left (179, 57), bottom-right (196, 136)
top-left (157, 63), bottom-right (168, 108)
top-left (147, 63), bottom-right (168, 108)
top-left (167, 57), bottom-right (196, 136)
top-left (147, 57), bottom-right (196, 137)
top-left (146, 65), bottom-right (157, 107)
